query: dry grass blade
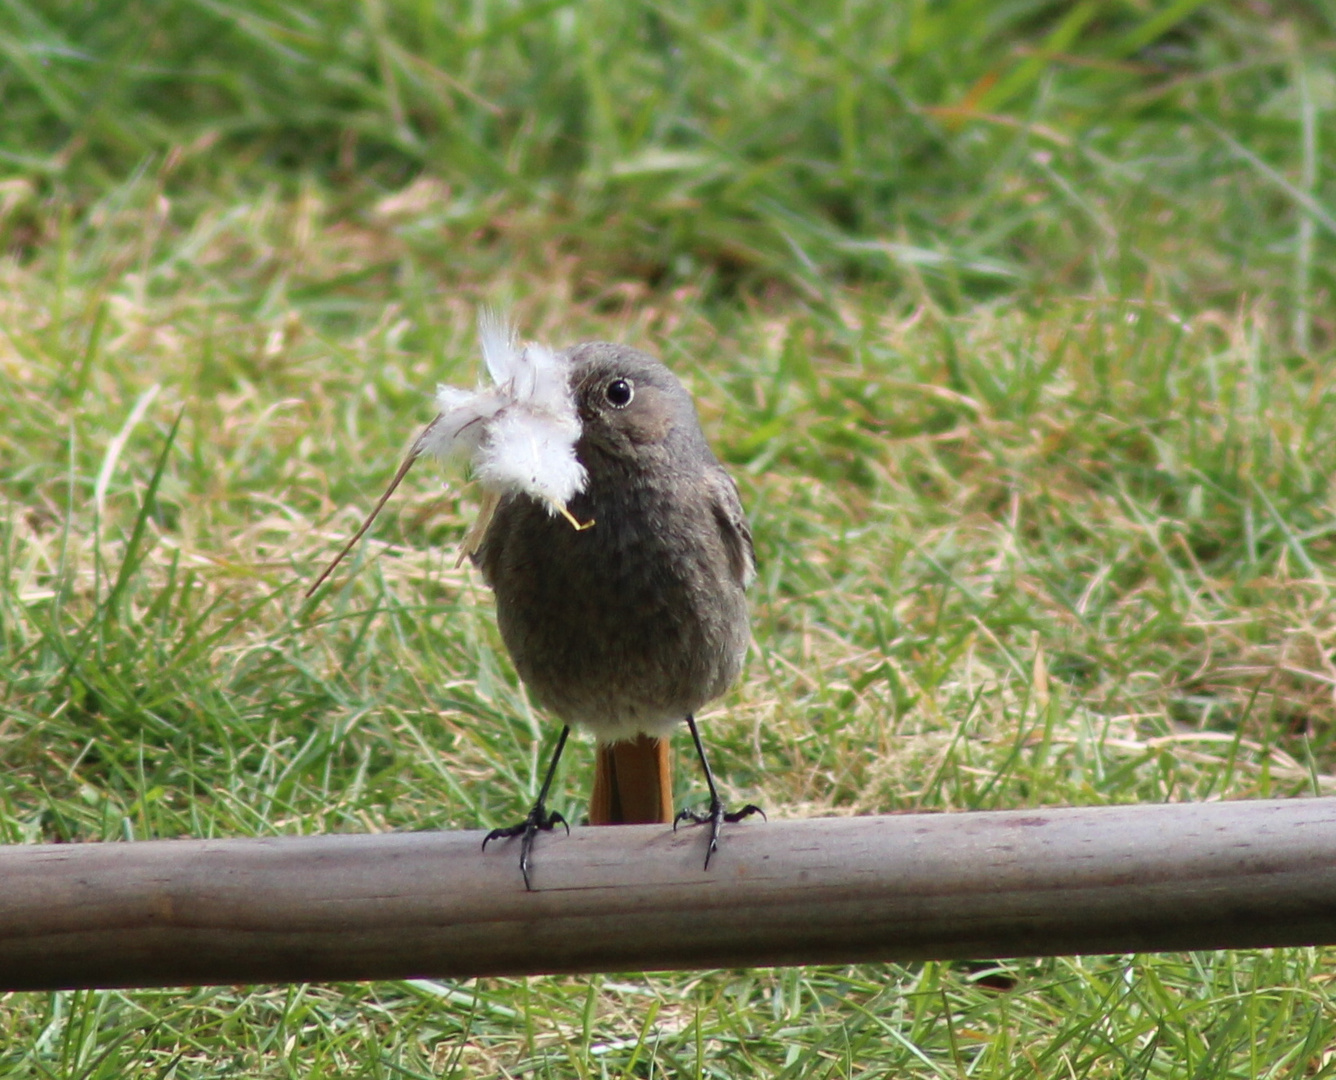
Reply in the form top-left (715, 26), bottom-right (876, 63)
top-left (304, 445), bottom-right (424, 599)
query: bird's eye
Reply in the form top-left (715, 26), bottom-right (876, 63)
top-left (604, 377), bottom-right (634, 408)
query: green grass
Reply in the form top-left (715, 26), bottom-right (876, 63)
top-left (4, 0), bottom-right (1336, 1076)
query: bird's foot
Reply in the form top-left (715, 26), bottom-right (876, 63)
top-left (673, 800), bottom-right (765, 870)
top-left (482, 803), bottom-right (569, 890)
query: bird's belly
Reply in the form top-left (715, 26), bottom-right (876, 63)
top-left (492, 548), bottom-right (746, 739)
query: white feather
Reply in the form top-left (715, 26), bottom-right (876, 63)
top-left (517, 342), bottom-right (576, 416)
top-left (415, 315), bottom-right (587, 517)
top-left (414, 385), bottom-right (504, 464)
top-left (477, 408), bottom-right (586, 506)
top-left (477, 309), bottom-right (518, 385)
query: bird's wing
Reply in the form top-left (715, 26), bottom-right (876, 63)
top-left (707, 467), bottom-right (756, 590)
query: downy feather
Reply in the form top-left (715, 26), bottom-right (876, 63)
top-left (415, 315), bottom-right (586, 514)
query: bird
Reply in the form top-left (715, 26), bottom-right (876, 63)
top-left (472, 341), bottom-right (762, 888)
top-left (305, 326), bottom-right (761, 889)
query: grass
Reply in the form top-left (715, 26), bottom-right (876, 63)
top-left (3, 0), bottom-right (1336, 1076)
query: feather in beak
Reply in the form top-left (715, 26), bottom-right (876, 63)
top-left (306, 312), bottom-right (590, 598)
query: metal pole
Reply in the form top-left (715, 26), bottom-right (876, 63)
top-left (2, 799), bottom-right (1334, 991)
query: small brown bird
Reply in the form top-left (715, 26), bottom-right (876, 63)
top-left (474, 342), bottom-right (762, 887)
top-left (307, 330), bottom-right (761, 889)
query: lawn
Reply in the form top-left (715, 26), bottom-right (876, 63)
top-left (3, 0), bottom-right (1336, 1076)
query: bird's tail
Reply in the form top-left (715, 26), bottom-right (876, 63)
top-left (589, 735), bottom-right (673, 824)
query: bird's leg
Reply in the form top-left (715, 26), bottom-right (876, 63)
top-left (673, 714), bottom-right (764, 869)
top-left (482, 724), bottom-right (572, 890)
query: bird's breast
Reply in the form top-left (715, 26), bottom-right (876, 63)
top-left (476, 478), bottom-right (748, 736)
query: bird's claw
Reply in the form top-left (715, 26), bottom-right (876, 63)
top-left (673, 800), bottom-right (765, 869)
top-left (482, 804), bottom-right (569, 890)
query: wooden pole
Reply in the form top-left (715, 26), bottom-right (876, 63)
top-left (2, 799), bottom-right (1335, 991)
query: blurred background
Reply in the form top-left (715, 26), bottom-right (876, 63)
top-left (4, 2), bottom-right (1336, 1077)
top-left (5, 0), bottom-right (1330, 315)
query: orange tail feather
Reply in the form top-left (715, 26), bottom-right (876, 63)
top-left (589, 734), bottom-right (673, 825)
